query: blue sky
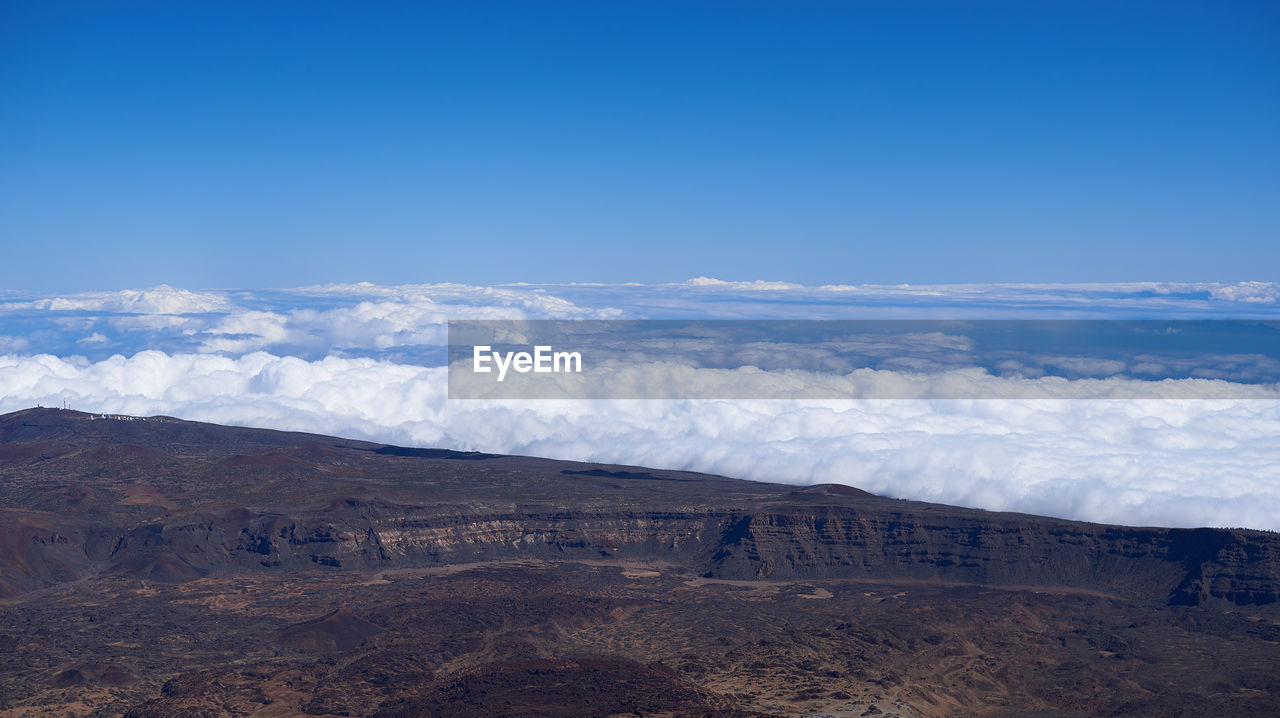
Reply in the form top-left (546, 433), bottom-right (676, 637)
top-left (2, 1), bottom-right (1277, 291)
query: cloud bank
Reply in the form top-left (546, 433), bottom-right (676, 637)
top-left (2, 350), bottom-right (1278, 532)
top-left (1, 280), bottom-right (1277, 531)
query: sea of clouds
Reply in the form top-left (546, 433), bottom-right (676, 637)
top-left (1, 279), bottom-right (1278, 531)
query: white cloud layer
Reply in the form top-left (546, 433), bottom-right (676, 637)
top-left (2, 351), bottom-right (1278, 532)
top-left (1, 281), bottom-right (1278, 532)
top-left (1, 285), bottom-right (232, 314)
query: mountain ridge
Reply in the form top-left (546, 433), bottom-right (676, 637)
top-left (1, 407), bottom-right (1277, 610)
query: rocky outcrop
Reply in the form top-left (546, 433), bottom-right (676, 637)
top-left (701, 507), bottom-right (1280, 607)
top-left (89, 500), bottom-right (1280, 609)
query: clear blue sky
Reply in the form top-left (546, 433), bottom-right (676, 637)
top-left (1, 1), bottom-right (1277, 291)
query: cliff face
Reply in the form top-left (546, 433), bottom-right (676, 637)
top-left (702, 509), bottom-right (1280, 608)
top-left (84, 503), bottom-right (1280, 609)
top-left (2, 408), bottom-right (1278, 611)
top-left (103, 506), bottom-right (723, 576)
top-left (89, 501), bottom-right (721, 578)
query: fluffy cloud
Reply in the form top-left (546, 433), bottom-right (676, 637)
top-left (0, 285), bottom-right (232, 314)
top-left (683, 276), bottom-right (804, 291)
top-left (1208, 281), bottom-right (1279, 304)
top-left (0, 284), bottom-right (622, 359)
top-left (2, 351), bottom-right (1278, 532)
top-left (192, 297), bottom-right (621, 356)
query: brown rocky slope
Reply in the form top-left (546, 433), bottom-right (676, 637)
top-left (1, 407), bottom-right (1277, 716)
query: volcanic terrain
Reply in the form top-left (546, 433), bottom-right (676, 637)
top-left (0, 407), bottom-right (1277, 716)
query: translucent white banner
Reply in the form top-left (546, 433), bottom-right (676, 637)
top-left (448, 320), bottom-right (1280, 400)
